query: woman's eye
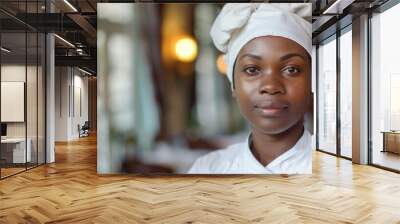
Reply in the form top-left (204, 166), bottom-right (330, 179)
top-left (282, 66), bottom-right (300, 75)
top-left (243, 66), bottom-right (261, 76)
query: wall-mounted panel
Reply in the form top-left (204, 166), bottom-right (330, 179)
top-left (1, 82), bottom-right (25, 122)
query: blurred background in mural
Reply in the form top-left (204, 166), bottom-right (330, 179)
top-left (97, 3), bottom-right (249, 174)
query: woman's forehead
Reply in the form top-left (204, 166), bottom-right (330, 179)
top-left (238, 36), bottom-right (309, 59)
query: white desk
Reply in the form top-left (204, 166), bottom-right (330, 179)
top-left (1, 138), bottom-right (31, 163)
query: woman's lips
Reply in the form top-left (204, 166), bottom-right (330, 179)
top-left (254, 101), bottom-right (289, 117)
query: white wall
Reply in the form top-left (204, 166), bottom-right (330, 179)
top-left (1, 65), bottom-right (38, 138)
top-left (73, 72), bottom-right (89, 138)
top-left (55, 66), bottom-right (69, 141)
top-left (55, 67), bottom-right (89, 141)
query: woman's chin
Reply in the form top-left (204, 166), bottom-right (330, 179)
top-left (253, 125), bottom-right (292, 135)
top-left (252, 120), bottom-right (301, 135)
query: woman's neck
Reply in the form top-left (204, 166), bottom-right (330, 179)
top-left (250, 121), bottom-right (305, 167)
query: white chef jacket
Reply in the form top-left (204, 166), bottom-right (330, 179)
top-left (188, 130), bottom-right (312, 174)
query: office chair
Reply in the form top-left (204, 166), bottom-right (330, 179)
top-left (79, 121), bottom-right (90, 138)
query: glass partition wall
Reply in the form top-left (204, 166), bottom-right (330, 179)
top-left (316, 0), bottom-right (400, 173)
top-left (0, 31), bottom-right (27, 177)
top-left (0, 2), bottom-right (46, 179)
top-left (370, 2), bottom-right (400, 171)
top-left (316, 26), bottom-right (353, 159)
top-left (317, 35), bottom-right (337, 155)
top-left (339, 27), bottom-right (352, 159)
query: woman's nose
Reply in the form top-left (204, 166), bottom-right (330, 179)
top-left (258, 72), bottom-right (285, 95)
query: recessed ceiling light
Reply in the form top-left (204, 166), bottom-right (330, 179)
top-left (63, 0), bottom-right (78, 12)
top-left (1, 47), bottom-right (11, 53)
top-left (77, 67), bottom-right (93, 76)
top-left (54, 34), bottom-right (75, 48)
top-left (323, 0), bottom-right (354, 15)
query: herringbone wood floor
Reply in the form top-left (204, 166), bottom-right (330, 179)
top-left (1, 135), bottom-right (400, 223)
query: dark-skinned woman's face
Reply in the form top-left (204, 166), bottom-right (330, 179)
top-left (233, 36), bottom-right (311, 135)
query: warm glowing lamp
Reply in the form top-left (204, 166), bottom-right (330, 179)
top-left (216, 54), bottom-right (227, 75)
top-left (175, 37), bottom-right (198, 62)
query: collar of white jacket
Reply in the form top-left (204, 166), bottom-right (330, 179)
top-left (210, 3), bottom-right (312, 87)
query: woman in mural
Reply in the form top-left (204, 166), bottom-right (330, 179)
top-left (189, 3), bottom-right (313, 174)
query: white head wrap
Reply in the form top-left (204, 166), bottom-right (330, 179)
top-left (210, 3), bottom-right (312, 86)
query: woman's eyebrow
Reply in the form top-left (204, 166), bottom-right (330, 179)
top-left (239, 53), bottom-right (262, 60)
top-left (240, 53), bottom-right (306, 61)
top-left (280, 53), bottom-right (306, 61)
